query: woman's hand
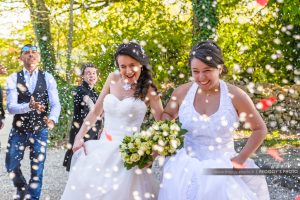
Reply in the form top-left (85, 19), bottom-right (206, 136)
top-left (72, 136), bottom-right (85, 154)
top-left (143, 161), bottom-right (153, 169)
top-left (143, 151), bottom-right (159, 169)
top-left (143, 159), bottom-right (155, 169)
top-left (231, 155), bottom-right (246, 169)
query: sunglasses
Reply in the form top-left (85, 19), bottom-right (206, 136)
top-left (21, 46), bottom-right (38, 53)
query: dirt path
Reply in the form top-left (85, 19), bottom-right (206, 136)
top-left (0, 147), bottom-right (299, 200)
top-left (0, 114), bottom-right (299, 199)
top-left (0, 148), bottom-right (68, 200)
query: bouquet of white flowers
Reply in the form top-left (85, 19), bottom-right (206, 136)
top-left (119, 131), bottom-right (154, 170)
top-left (120, 120), bottom-right (187, 170)
top-left (149, 120), bottom-right (187, 157)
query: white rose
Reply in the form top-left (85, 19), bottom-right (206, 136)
top-left (137, 150), bottom-right (144, 156)
top-left (163, 131), bottom-right (169, 136)
top-left (130, 153), bottom-right (141, 162)
top-left (158, 139), bottom-right (165, 146)
top-left (152, 124), bottom-right (159, 130)
top-left (170, 139), bottom-right (178, 149)
top-left (128, 143), bottom-right (135, 149)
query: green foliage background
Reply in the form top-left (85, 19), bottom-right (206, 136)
top-left (216, 0), bottom-right (300, 84)
top-left (0, 0), bottom-right (192, 144)
top-left (0, 0), bottom-right (299, 144)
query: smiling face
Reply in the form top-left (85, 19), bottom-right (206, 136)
top-left (191, 58), bottom-right (222, 92)
top-left (20, 48), bottom-right (40, 72)
top-left (82, 67), bottom-right (98, 87)
top-left (117, 55), bottom-right (142, 84)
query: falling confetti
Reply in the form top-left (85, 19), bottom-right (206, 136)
top-left (256, 96), bottom-right (277, 110)
top-left (16, 83), bottom-right (27, 92)
top-left (105, 131), bottom-right (112, 141)
top-left (256, 0), bottom-right (269, 6)
top-left (66, 143), bottom-right (72, 149)
top-left (73, 122), bottom-right (80, 129)
top-left (266, 148), bottom-right (284, 162)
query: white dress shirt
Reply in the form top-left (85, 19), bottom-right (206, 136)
top-left (6, 68), bottom-right (61, 123)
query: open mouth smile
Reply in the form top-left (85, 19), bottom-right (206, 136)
top-left (199, 80), bottom-right (210, 85)
top-left (126, 74), bottom-right (135, 79)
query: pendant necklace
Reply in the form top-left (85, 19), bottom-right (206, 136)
top-left (122, 82), bottom-right (132, 91)
top-left (205, 93), bottom-right (210, 103)
top-left (204, 88), bottom-right (219, 103)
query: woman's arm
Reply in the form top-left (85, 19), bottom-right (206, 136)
top-left (229, 84), bottom-right (267, 166)
top-left (161, 83), bottom-right (192, 121)
top-left (72, 73), bottom-right (114, 152)
top-left (147, 87), bottom-right (164, 121)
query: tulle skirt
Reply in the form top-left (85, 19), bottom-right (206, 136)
top-left (158, 149), bottom-right (270, 200)
top-left (61, 137), bottom-right (159, 200)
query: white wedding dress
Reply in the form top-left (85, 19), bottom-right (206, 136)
top-left (158, 81), bottom-right (270, 200)
top-left (61, 94), bottom-right (158, 200)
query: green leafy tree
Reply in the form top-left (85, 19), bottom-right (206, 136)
top-left (192, 0), bottom-right (218, 44)
top-left (26, 0), bottom-right (57, 75)
top-left (216, 0), bottom-right (299, 84)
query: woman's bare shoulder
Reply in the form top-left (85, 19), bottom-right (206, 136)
top-left (227, 83), bottom-right (248, 100)
top-left (173, 82), bottom-right (193, 95)
top-left (104, 71), bottom-right (121, 86)
top-left (170, 82), bottom-right (194, 105)
top-left (109, 71), bottom-right (120, 81)
top-left (226, 82), bottom-right (254, 111)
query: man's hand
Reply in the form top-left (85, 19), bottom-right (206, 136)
top-left (43, 116), bottom-right (55, 130)
top-left (0, 64), bottom-right (7, 75)
top-left (29, 96), bottom-right (45, 112)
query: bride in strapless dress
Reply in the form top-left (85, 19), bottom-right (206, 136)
top-left (61, 42), bottom-right (163, 200)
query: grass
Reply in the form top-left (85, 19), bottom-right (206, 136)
top-left (234, 130), bottom-right (300, 148)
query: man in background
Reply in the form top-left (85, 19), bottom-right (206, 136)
top-left (63, 62), bottom-right (103, 171)
top-left (5, 44), bottom-right (61, 200)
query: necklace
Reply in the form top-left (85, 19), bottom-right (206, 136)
top-left (122, 82), bottom-right (132, 91)
top-left (201, 88), bottom-right (219, 103)
top-left (205, 93), bottom-right (210, 103)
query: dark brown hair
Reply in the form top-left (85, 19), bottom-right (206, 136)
top-left (81, 62), bottom-right (97, 75)
top-left (114, 42), bottom-right (158, 100)
top-left (188, 40), bottom-right (228, 76)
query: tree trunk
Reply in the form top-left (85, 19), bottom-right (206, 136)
top-left (192, 0), bottom-right (218, 44)
top-left (26, 0), bottom-right (57, 76)
top-left (66, 0), bottom-right (74, 81)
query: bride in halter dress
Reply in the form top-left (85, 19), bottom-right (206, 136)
top-left (158, 41), bottom-right (270, 200)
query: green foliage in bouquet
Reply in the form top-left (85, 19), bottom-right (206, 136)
top-left (120, 121), bottom-right (187, 170)
top-left (150, 121), bottom-right (187, 156)
top-left (119, 132), bottom-right (154, 170)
